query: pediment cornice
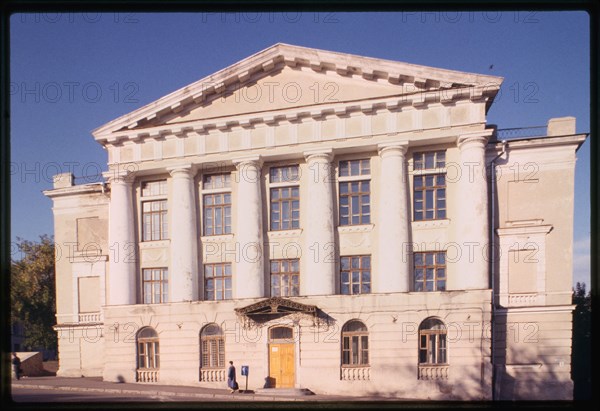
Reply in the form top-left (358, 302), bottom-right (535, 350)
top-left (98, 84), bottom-right (498, 146)
top-left (93, 43), bottom-right (503, 146)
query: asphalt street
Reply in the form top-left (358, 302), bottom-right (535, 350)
top-left (11, 387), bottom-right (249, 403)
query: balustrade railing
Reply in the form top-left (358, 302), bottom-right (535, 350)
top-left (341, 366), bottom-right (370, 381)
top-left (418, 365), bottom-right (449, 380)
top-left (136, 369), bottom-right (159, 382)
top-left (200, 368), bottom-right (226, 382)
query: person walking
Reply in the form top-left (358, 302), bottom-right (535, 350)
top-left (227, 361), bottom-right (238, 393)
top-left (12, 353), bottom-right (22, 380)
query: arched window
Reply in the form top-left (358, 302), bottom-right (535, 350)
top-left (200, 324), bottom-right (225, 369)
top-left (137, 327), bottom-right (159, 370)
top-left (341, 320), bottom-right (369, 366)
top-left (418, 318), bottom-right (447, 365)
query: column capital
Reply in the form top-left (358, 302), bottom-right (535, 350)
top-left (232, 155), bottom-right (263, 169)
top-left (377, 141), bottom-right (408, 157)
top-left (167, 163), bottom-right (195, 177)
top-left (457, 130), bottom-right (494, 150)
top-left (304, 148), bottom-right (333, 163)
top-left (102, 169), bottom-right (135, 184)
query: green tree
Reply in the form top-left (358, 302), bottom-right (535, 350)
top-left (11, 235), bottom-right (57, 352)
top-left (572, 281), bottom-right (591, 400)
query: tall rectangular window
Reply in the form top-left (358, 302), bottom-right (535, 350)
top-left (141, 180), bottom-right (168, 241)
top-left (340, 255), bottom-right (371, 295)
top-left (339, 159), bottom-right (371, 226)
top-left (142, 268), bottom-right (168, 303)
top-left (270, 187), bottom-right (300, 230)
top-left (202, 174), bottom-right (232, 236)
top-left (204, 263), bottom-right (232, 300)
top-left (413, 151), bottom-right (446, 220)
top-left (270, 259), bottom-right (300, 297)
top-left (270, 165), bottom-right (300, 231)
top-left (203, 193), bottom-right (231, 235)
top-left (413, 252), bottom-right (446, 292)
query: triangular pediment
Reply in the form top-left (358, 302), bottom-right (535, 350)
top-left (158, 64), bottom-right (416, 126)
top-left (92, 43), bottom-right (502, 145)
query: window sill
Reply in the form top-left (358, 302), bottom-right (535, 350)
top-left (337, 224), bottom-right (374, 234)
top-left (340, 292), bottom-right (372, 296)
top-left (411, 219), bottom-right (450, 229)
top-left (139, 240), bottom-right (170, 249)
top-left (267, 229), bottom-right (303, 239)
top-left (201, 234), bottom-right (234, 242)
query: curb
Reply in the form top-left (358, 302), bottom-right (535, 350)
top-left (12, 383), bottom-right (300, 401)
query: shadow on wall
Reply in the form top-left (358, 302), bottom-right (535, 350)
top-left (366, 363), bottom-right (491, 401)
top-left (494, 317), bottom-right (572, 401)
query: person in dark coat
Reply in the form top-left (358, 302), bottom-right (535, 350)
top-left (227, 361), bottom-right (237, 393)
top-left (12, 353), bottom-right (22, 380)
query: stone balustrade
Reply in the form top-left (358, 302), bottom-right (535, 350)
top-left (78, 312), bottom-right (101, 323)
top-left (200, 368), bottom-right (226, 382)
top-left (136, 369), bottom-right (159, 383)
top-left (418, 365), bottom-right (449, 380)
top-left (341, 366), bottom-right (370, 381)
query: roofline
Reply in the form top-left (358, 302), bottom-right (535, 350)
top-left (92, 43), bottom-right (503, 139)
top-left (488, 133), bottom-right (588, 151)
top-left (43, 183), bottom-right (107, 199)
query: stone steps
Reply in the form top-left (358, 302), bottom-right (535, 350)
top-left (254, 388), bottom-right (315, 396)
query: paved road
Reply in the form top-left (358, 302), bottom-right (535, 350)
top-left (12, 387), bottom-right (243, 403)
top-left (11, 376), bottom-right (412, 403)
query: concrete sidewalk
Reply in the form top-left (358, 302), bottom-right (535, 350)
top-left (11, 376), bottom-right (363, 402)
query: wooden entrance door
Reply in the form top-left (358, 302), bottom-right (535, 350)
top-left (269, 343), bottom-right (295, 388)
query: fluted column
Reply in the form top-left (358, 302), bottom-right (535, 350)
top-left (103, 170), bottom-right (136, 305)
top-left (168, 164), bottom-right (198, 302)
top-left (304, 149), bottom-right (336, 295)
top-left (233, 156), bottom-right (264, 299)
top-left (454, 131), bottom-right (492, 290)
top-left (376, 142), bottom-right (410, 293)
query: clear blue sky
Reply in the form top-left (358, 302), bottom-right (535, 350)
top-left (10, 11), bottom-right (590, 286)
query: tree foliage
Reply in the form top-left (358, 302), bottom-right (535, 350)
top-left (11, 235), bottom-right (57, 352)
top-left (572, 281), bottom-right (591, 400)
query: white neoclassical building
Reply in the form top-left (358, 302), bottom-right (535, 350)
top-left (44, 43), bottom-right (586, 400)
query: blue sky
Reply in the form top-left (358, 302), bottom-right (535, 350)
top-left (10, 11), bottom-right (590, 285)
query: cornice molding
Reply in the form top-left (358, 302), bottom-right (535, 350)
top-left (92, 43), bottom-right (502, 146)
